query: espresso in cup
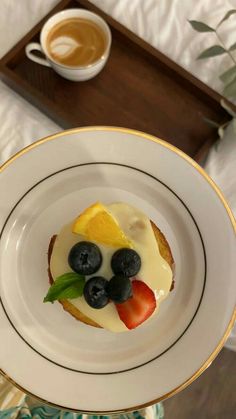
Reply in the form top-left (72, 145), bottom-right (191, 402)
top-left (25, 9), bottom-right (112, 81)
top-left (46, 17), bottom-right (107, 67)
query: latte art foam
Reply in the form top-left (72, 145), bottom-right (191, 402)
top-left (47, 18), bottom-right (107, 67)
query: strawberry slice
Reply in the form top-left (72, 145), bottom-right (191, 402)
top-left (115, 280), bottom-right (156, 330)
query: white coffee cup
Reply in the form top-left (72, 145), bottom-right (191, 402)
top-left (25, 9), bottom-right (112, 81)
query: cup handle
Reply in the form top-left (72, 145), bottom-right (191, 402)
top-left (25, 43), bottom-right (51, 67)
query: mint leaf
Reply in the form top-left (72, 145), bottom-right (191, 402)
top-left (197, 45), bottom-right (226, 59)
top-left (189, 20), bottom-right (215, 32)
top-left (44, 272), bottom-right (85, 303)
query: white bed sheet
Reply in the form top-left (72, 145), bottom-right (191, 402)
top-left (0, 0), bottom-right (235, 344)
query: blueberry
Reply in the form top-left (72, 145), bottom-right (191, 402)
top-left (111, 248), bottom-right (141, 277)
top-left (83, 276), bottom-right (109, 309)
top-left (68, 241), bottom-right (102, 275)
top-left (107, 275), bottom-right (132, 303)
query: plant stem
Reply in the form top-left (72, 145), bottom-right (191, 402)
top-left (215, 29), bottom-right (236, 65)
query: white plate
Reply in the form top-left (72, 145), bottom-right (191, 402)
top-left (0, 127), bottom-right (235, 413)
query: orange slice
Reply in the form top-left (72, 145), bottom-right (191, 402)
top-left (72, 202), bottom-right (133, 248)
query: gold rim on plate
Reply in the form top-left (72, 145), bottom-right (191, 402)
top-left (0, 126), bottom-right (236, 414)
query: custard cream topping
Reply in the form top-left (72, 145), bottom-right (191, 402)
top-left (50, 203), bottom-right (172, 332)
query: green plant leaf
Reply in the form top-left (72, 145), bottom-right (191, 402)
top-left (223, 76), bottom-right (236, 98)
top-left (217, 9), bottom-right (236, 27)
top-left (44, 272), bottom-right (85, 303)
top-left (220, 65), bottom-right (236, 84)
top-left (197, 45), bottom-right (226, 59)
top-left (189, 20), bottom-right (215, 32)
top-left (229, 41), bottom-right (236, 51)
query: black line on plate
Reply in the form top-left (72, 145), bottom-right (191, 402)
top-left (0, 162), bottom-right (206, 375)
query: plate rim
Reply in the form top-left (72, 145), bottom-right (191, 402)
top-left (0, 162), bottom-right (207, 375)
top-left (0, 125), bottom-right (235, 414)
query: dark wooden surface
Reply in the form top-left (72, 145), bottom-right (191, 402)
top-left (0, 0), bottom-right (231, 159)
top-left (164, 348), bottom-right (236, 419)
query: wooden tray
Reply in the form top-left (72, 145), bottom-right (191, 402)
top-left (0, 0), bottom-right (230, 160)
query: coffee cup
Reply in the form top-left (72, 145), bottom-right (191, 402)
top-left (25, 8), bottom-right (112, 81)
